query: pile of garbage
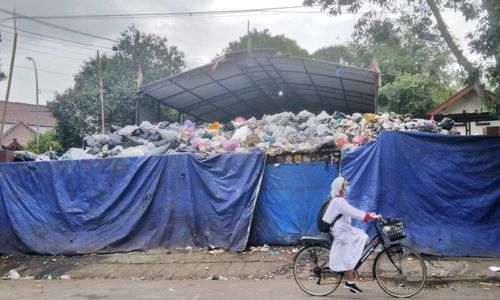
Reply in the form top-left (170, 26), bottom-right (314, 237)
top-left (71, 111), bottom-right (456, 159)
top-left (5, 110), bottom-right (458, 162)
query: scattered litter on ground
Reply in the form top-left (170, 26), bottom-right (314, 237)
top-left (60, 275), bottom-right (71, 280)
top-left (207, 275), bottom-right (228, 281)
top-left (185, 246), bottom-right (193, 251)
top-left (269, 251), bottom-right (280, 256)
top-left (168, 288), bottom-right (176, 292)
top-left (488, 266), bottom-right (500, 272)
top-left (208, 249), bottom-right (226, 256)
top-left (42, 273), bottom-right (52, 280)
top-left (292, 248), bottom-right (299, 253)
top-left (8, 269), bottom-right (20, 280)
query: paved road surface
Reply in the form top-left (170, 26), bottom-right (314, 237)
top-left (0, 279), bottom-right (498, 300)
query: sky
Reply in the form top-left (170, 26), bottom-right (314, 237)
top-left (0, 0), bottom-right (479, 105)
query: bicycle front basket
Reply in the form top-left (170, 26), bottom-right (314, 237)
top-left (383, 218), bottom-right (406, 242)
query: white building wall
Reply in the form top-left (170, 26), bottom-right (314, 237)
top-left (441, 93), bottom-right (489, 115)
top-left (28, 126), bottom-right (53, 134)
top-left (454, 120), bottom-right (500, 135)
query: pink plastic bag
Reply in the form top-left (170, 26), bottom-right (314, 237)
top-left (352, 135), bottom-right (369, 145)
top-left (223, 140), bottom-right (239, 152)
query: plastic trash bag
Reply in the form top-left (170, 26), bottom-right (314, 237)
top-left (13, 151), bottom-right (38, 162)
top-left (352, 135), bottom-right (369, 145)
top-left (416, 119), bottom-right (438, 132)
top-left (183, 119), bottom-right (196, 130)
top-left (231, 126), bottom-right (252, 143)
top-left (60, 148), bottom-right (95, 160)
top-left (208, 121), bottom-right (222, 130)
top-left (119, 125), bottom-right (139, 136)
top-left (223, 140), bottom-right (239, 152)
top-left (158, 129), bottom-right (181, 142)
top-left (232, 116), bottom-right (246, 129)
top-left (439, 117), bottom-right (455, 130)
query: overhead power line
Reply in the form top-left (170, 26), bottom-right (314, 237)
top-left (0, 28), bottom-right (110, 52)
top-left (0, 24), bottom-right (111, 49)
top-left (0, 7), bottom-right (117, 43)
top-left (0, 5), bottom-right (315, 20)
top-left (1, 35), bottom-right (94, 56)
top-left (13, 64), bottom-right (73, 77)
top-left (0, 44), bottom-right (88, 61)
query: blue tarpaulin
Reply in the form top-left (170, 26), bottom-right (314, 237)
top-left (0, 151), bottom-right (265, 255)
top-left (343, 131), bottom-right (500, 257)
top-left (249, 162), bottom-right (338, 245)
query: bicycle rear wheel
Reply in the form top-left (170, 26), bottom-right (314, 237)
top-left (293, 245), bottom-right (342, 296)
top-left (374, 244), bottom-right (427, 298)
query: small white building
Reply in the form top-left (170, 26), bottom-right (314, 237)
top-left (429, 86), bottom-right (499, 135)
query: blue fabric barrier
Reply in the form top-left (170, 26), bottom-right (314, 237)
top-left (249, 162), bottom-right (338, 245)
top-left (343, 131), bottom-right (500, 257)
top-left (0, 151), bottom-right (265, 254)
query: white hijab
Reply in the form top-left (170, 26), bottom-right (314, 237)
top-left (330, 176), bottom-right (345, 198)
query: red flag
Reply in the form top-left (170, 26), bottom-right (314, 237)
top-left (136, 64), bottom-right (144, 87)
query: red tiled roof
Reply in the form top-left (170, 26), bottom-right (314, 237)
top-left (0, 100), bottom-right (56, 127)
top-left (1, 121), bottom-right (36, 146)
top-left (429, 85), bottom-right (496, 116)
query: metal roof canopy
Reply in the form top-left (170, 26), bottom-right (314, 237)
top-left (138, 49), bottom-right (378, 122)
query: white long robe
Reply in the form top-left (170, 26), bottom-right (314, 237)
top-left (323, 177), bottom-right (368, 271)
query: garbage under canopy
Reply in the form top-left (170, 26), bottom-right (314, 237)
top-left (138, 49), bottom-right (378, 122)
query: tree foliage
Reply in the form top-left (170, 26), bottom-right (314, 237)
top-left (49, 25), bottom-right (186, 149)
top-left (26, 130), bottom-right (62, 154)
top-left (379, 74), bottom-right (454, 115)
top-left (304, 0), bottom-right (487, 114)
top-left (303, 0), bottom-right (494, 91)
top-left (312, 45), bottom-right (361, 65)
top-left (224, 28), bottom-right (309, 57)
top-left (114, 24), bottom-right (186, 83)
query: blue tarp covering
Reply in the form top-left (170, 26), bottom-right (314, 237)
top-left (343, 131), bottom-right (500, 256)
top-left (249, 162), bottom-right (338, 245)
top-left (0, 151), bottom-right (265, 255)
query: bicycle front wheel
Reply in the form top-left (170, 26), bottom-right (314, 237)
top-left (374, 244), bottom-right (427, 298)
top-left (293, 245), bottom-right (342, 296)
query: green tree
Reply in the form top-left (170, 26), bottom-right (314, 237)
top-left (26, 130), bottom-right (63, 154)
top-left (113, 24), bottom-right (186, 82)
top-left (379, 74), bottom-right (454, 114)
top-left (224, 28), bottom-right (309, 57)
top-left (312, 45), bottom-right (361, 66)
top-left (49, 26), bottom-right (186, 149)
top-left (304, 0), bottom-right (491, 106)
top-left (468, 0), bottom-right (500, 116)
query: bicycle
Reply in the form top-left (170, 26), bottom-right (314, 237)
top-left (293, 217), bottom-right (427, 298)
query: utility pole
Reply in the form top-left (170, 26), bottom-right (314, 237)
top-left (26, 57), bottom-right (39, 147)
top-left (96, 50), bottom-right (105, 134)
top-left (0, 12), bottom-right (18, 147)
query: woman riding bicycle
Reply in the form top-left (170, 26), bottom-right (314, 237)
top-left (323, 176), bottom-right (380, 293)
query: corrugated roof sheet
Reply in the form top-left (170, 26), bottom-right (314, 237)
top-left (138, 49), bottom-right (378, 122)
top-left (0, 100), bottom-right (57, 127)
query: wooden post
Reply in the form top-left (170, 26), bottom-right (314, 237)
top-left (0, 15), bottom-right (18, 147)
top-left (96, 50), bottom-right (105, 134)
